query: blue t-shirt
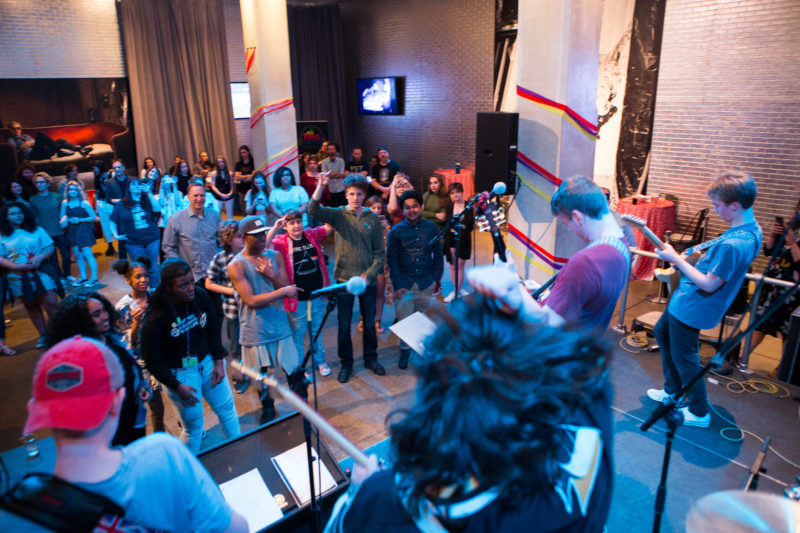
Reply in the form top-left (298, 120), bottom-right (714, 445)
top-left (79, 433), bottom-right (233, 532)
top-left (669, 221), bottom-right (762, 330)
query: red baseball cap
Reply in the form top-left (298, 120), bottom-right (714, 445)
top-left (24, 336), bottom-right (124, 434)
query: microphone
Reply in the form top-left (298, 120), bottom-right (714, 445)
top-left (490, 181), bottom-right (506, 197)
top-left (310, 276), bottom-right (367, 299)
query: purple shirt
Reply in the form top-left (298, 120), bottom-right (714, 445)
top-left (543, 243), bottom-right (629, 330)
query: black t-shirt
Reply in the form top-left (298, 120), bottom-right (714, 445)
top-left (291, 235), bottom-right (323, 300)
top-left (346, 159), bottom-right (369, 175)
top-left (235, 160), bottom-right (255, 193)
top-left (370, 160), bottom-right (400, 188)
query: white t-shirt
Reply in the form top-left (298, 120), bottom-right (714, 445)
top-left (0, 227), bottom-right (54, 280)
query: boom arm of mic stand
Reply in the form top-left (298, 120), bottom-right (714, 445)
top-left (230, 362), bottom-right (370, 467)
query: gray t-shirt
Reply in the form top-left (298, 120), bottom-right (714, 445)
top-left (232, 250), bottom-right (292, 346)
top-left (79, 433), bottom-right (233, 532)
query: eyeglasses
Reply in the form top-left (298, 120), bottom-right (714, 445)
top-left (34, 181), bottom-right (47, 185)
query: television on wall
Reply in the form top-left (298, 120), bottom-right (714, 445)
top-left (230, 82), bottom-right (251, 119)
top-left (357, 77), bottom-right (404, 115)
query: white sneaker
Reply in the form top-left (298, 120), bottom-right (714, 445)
top-left (680, 407), bottom-right (710, 428)
top-left (443, 291), bottom-right (456, 303)
top-left (317, 363), bottom-right (331, 377)
top-left (646, 388), bottom-right (669, 404)
top-left (459, 288), bottom-right (470, 297)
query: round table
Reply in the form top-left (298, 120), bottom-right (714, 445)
top-left (434, 168), bottom-right (474, 198)
top-left (617, 197), bottom-right (675, 280)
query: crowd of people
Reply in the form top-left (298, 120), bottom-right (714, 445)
top-left (3, 121), bottom-right (790, 531)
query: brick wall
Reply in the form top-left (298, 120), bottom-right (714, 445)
top-left (648, 0), bottom-right (800, 269)
top-left (339, 0), bottom-right (494, 189)
top-left (224, 0), bottom-right (250, 152)
top-left (0, 0), bottom-right (124, 78)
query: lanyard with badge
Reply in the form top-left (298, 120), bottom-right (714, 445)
top-left (181, 303), bottom-right (198, 368)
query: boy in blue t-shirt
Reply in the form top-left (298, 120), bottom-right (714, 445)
top-left (648, 172), bottom-right (762, 427)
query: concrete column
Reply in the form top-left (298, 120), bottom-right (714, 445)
top-left (239, 0), bottom-right (300, 180)
top-left (507, 0), bottom-right (602, 283)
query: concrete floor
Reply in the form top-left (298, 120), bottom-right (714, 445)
top-left (1, 230), bottom-right (797, 531)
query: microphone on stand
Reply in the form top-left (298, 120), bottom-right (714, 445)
top-left (489, 181), bottom-right (507, 198)
top-left (310, 276), bottom-right (367, 299)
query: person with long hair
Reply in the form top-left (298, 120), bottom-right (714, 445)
top-left (0, 202), bottom-right (59, 348)
top-left (141, 258), bottom-right (241, 454)
top-left (268, 166), bottom-right (309, 225)
top-left (421, 173), bottom-right (448, 230)
top-left (110, 177), bottom-right (161, 285)
top-left (114, 257), bottom-right (166, 433)
top-left (59, 181), bottom-right (98, 286)
top-left (245, 172), bottom-right (270, 226)
top-left (139, 156), bottom-right (161, 180)
top-left (326, 275), bottom-right (614, 531)
top-left (2, 178), bottom-right (33, 206)
top-left (442, 182), bottom-right (474, 303)
top-left (91, 159), bottom-right (117, 257)
top-left (44, 292), bottom-right (148, 446)
top-left (158, 173), bottom-right (184, 230)
top-left (173, 159), bottom-right (194, 196)
top-left (234, 145), bottom-right (255, 214)
top-left (208, 156), bottom-right (235, 219)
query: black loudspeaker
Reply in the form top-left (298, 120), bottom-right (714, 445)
top-left (475, 112), bottom-right (519, 193)
top-left (198, 412), bottom-right (349, 533)
top-left (778, 306), bottom-right (800, 386)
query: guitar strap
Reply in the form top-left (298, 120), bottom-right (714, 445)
top-left (684, 228), bottom-right (759, 261)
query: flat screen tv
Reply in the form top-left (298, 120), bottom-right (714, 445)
top-left (357, 77), bottom-right (403, 115)
top-left (230, 82), bottom-right (251, 119)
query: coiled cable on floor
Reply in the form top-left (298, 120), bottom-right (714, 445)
top-left (619, 332), bottom-right (650, 353)
top-left (706, 371), bottom-right (800, 470)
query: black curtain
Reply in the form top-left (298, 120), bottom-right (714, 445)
top-left (288, 5), bottom-right (349, 154)
top-left (615, 0), bottom-right (666, 197)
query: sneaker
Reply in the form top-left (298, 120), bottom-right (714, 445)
top-left (646, 388), bottom-right (669, 404)
top-left (36, 336), bottom-right (47, 349)
top-left (432, 281), bottom-right (442, 296)
top-left (443, 290), bottom-right (456, 303)
top-left (85, 279), bottom-right (99, 287)
top-left (680, 407), bottom-right (710, 428)
top-left (73, 278), bottom-right (87, 287)
top-left (459, 288), bottom-right (470, 297)
top-left (233, 376), bottom-right (249, 394)
top-left (317, 363), bottom-right (331, 376)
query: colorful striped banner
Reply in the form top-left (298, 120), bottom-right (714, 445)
top-left (507, 223), bottom-right (568, 271)
top-left (507, 245), bottom-right (556, 276)
top-left (250, 96), bottom-right (294, 128)
top-left (513, 171), bottom-right (553, 202)
top-left (516, 151), bottom-right (561, 186)
top-left (245, 47), bottom-right (256, 74)
top-left (517, 85), bottom-right (598, 140)
top-left (256, 144), bottom-right (299, 175)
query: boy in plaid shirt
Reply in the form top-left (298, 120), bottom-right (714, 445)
top-left (205, 220), bottom-right (247, 392)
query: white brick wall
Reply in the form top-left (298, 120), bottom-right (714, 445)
top-left (648, 0), bottom-right (800, 270)
top-left (0, 0), bottom-right (124, 78)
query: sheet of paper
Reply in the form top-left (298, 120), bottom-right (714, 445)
top-left (389, 311), bottom-right (437, 355)
top-left (219, 468), bottom-right (283, 532)
top-left (272, 443), bottom-right (336, 506)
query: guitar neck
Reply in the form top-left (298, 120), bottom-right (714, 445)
top-left (621, 215), bottom-right (666, 250)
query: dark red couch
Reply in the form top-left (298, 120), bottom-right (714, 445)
top-left (1, 122), bottom-right (133, 179)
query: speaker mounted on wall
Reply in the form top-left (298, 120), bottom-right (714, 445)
top-left (475, 112), bottom-right (519, 194)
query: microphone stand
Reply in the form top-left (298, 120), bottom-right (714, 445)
top-left (296, 295), bottom-right (338, 533)
top-left (428, 193), bottom-right (483, 302)
top-left (641, 239), bottom-right (800, 533)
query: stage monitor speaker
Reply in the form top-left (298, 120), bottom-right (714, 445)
top-left (777, 306), bottom-right (800, 386)
top-left (475, 112), bottom-right (518, 194)
top-left (198, 412), bottom-right (348, 533)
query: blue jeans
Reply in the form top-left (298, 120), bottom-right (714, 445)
top-left (165, 355), bottom-right (241, 454)
top-left (126, 240), bottom-right (160, 286)
top-left (337, 284), bottom-right (377, 367)
top-left (291, 298), bottom-right (327, 365)
top-left (654, 309), bottom-right (709, 416)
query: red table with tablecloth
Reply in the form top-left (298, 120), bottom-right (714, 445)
top-left (617, 197), bottom-right (675, 280)
top-left (434, 168), bottom-right (474, 198)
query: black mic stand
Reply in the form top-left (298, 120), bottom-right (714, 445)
top-left (641, 259), bottom-right (800, 533)
top-left (428, 192), bottom-right (482, 302)
top-left (295, 295), bottom-right (338, 533)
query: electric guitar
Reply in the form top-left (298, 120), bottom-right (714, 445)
top-left (620, 214), bottom-right (701, 295)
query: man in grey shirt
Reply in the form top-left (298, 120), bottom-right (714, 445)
top-left (320, 141), bottom-right (346, 206)
top-left (162, 182), bottom-right (222, 288)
